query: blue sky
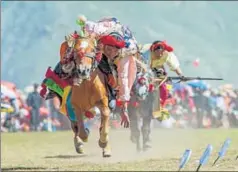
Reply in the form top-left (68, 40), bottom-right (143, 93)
top-left (1, 1), bottom-right (238, 88)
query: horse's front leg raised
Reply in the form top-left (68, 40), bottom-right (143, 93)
top-left (97, 103), bottom-right (111, 157)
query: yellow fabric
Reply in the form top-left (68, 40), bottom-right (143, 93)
top-left (150, 52), bottom-right (168, 69)
top-left (150, 51), bottom-right (180, 71)
top-left (59, 86), bottom-right (72, 116)
top-left (1, 107), bottom-right (14, 113)
top-left (153, 107), bottom-right (170, 121)
top-left (166, 84), bottom-right (173, 91)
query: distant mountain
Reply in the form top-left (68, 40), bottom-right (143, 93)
top-left (2, 1), bottom-right (238, 88)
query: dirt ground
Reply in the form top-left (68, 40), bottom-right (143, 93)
top-left (1, 129), bottom-right (238, 171)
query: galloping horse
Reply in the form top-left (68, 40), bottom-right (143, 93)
top-left (123, 50), bottom-right (169, 152)
top-left (67, 36), bottom-right (113, 157)
top-left (127, 69), bottom-right (156, 152)
top-left (43, 33), bottom-right (113, 157)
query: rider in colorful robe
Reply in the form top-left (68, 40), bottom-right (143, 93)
top-left (149, 40), bottom-right (184, 120)
top-left (41, 15), bottom-right (138, 126)
top-left (79, 16), bottom-right (138, 126)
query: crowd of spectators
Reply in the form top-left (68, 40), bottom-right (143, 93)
top-left (1, 80), bottom-right (238, 132)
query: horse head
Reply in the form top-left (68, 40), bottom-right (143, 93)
top-left (133, 70), bottom-right (154, 101)
top-left (60, 31), bottom-right (100, 85)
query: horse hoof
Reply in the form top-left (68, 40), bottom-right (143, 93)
top-left (102, 150), bottom-right (112, 158)
top-left (75, 145), bottom-right (84, 154)
top-left (102, 145), bottom-right (111, 158)
top-left (74, 137), bottom-right (84, 154)
top-left (98, 139), bottom-right (107, 149)
top-left (143, 143), bottom-right (152, 152)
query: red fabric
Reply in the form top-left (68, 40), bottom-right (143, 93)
top-left (138, 77), bottom-right (146, 85)
top-left (149, 84), bottom-right (155, 92)
top-left (100, 35), bottom-right (125, 48)
top-left (116, 100), bottom-right (129, 107)
top-left (160, 83), bottom-right (169, 107)
top-left (131, 101), bottom-right (140, 107)
top-left (71, 33), bottom-right (79, 39)
top-left (85, 111), bottom-right (94, 119)
top-left (150, 41), bottom-right (173, 52)
top-left (45, 67), bottom-right (69, 88)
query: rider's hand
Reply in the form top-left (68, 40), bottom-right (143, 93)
top-left (120, 107), bottom-right (130, 128)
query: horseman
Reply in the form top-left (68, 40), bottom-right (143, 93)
top-left (41, 15), bottom-right (138, 127)
top-left (149, 40), bottom-right (184, 120)
top-left (78, 15), bottom-right (138, 126)
top-left (40, 16), bottom-right (122, 99)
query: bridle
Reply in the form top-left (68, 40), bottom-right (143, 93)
top-left (62, 36), bottom-right (100, 82)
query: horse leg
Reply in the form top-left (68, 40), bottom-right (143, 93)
top-left (129, 107), bottom-right (142, 152)
top-left (97, 104), bottom-right (111, 157)
top-left (142, 95), bottom-right (153, 151)
top-left (141, 110), bottom-right (152, 151)
top-left (74, 108), bottom-right (90, 154)
top-left (71, 121), bottom-right (84, 154)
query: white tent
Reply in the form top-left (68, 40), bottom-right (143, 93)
top-left (1, 84), bottom-right (17, 99)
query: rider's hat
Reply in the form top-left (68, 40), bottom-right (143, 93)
top-left (99, 32), bottom-right (125, 49)
top-left (150, 40), bottom-right (173, 52)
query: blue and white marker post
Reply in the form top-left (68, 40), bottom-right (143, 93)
top-left (196, 144), bottom-right (213, 172)
top-left (178, 149), bottom-right (192, 171)
top-left (212, 138), bottom-right (231, 166)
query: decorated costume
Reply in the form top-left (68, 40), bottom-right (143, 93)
top-left (149, 41), bottom-right (183, 120)
top-left (77, 16), bottom-right (138, 112)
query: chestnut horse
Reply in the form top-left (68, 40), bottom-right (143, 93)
top-left (59, 34), bottom-right (112, 157)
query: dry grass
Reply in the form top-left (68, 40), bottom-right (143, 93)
top-left (2, 129), bottom-right (238, 171)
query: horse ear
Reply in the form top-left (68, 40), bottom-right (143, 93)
top-left (65, 35), bottom-right (75, 47)
top-left (65, 36), bottom-right (68, 41)
top-left (60, 41), bottom-right (69, 62)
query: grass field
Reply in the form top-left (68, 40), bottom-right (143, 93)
top-left (2, 129), bottom-right (238, 171)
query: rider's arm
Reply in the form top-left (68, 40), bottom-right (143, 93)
top-left (166, 52), bottom-right (183, 76)
top-left (175, 67), bottom-right (183, 76)
top-left (117, 56), bottom-right (137, 108)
